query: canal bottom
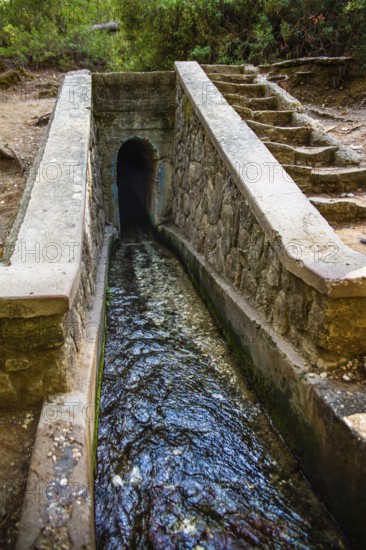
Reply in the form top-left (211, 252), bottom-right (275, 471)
top-left (95, 227), bottom-right (347, 549)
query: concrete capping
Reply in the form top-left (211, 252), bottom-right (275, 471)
top-left (160, 223), bottom-right (366, 548)
top-left (16, 225), bottom-right (114, 550)
top-left (0, 70), bottom-right (92, 318)
top-left (175, 61), bottom-right (366, 298)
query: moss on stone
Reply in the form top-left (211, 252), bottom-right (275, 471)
top-left (93, 315), bottom-right (106, 473)
top-left (183, 94), bottom-right (193, 124)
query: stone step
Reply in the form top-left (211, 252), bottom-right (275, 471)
top-left (207, 73), bottom-right (256, 84)
top-left (246, 120), bottom-right (312, 146)
top-left (283, 165), bottom-right (313, 193)
top-left (226, 93), bottom-right (278, 110)
top-left (254, 110), bottom-right (294, 126)
top-left (263, 142), bottom-right (297, 164)
top-left (309, 196), bottom-right (366, 223)
top-left (212, 80), bottom-right (266, 97)
top-left (311, 166), bottom-right (366, 193)
top-left (264, 142), bottom-right (339, 166)
top-left (284, 165), bottom-right (366, 194)
top-left (294, 145), bottom-right (339, 166)
top-left (201, 64), bottom-right (245, 75)
top-left (233, 107), bottom-right (294, 126)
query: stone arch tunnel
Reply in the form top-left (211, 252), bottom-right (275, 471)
top-left (117, 138), bottom-right (158, 228)
top-left (92, 71), bottom-right (176, 230)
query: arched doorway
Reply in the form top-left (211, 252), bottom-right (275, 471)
top-left (117, 138), bottom-right (158, 228)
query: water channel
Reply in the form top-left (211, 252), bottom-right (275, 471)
top-left (95, 227), bottom-right (347, 549)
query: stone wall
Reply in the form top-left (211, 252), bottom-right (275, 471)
top-left (0, 72), bottom-right (105, 405)
top-left (0, 70), bottom-right (176, 404)
top-left (172, 68), bottom-right (366, 365)
top-left (63, 113), bottom-right (106, 388)
top-left (167, 63), bottom-right (366, 546)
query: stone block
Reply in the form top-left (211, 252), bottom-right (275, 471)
top-left (0, 316), bottom-right (66, 351)
top-left (5, 358), bottom-right (31, 372)
top-left (0, 373), bottom-right (17, 401)
top-left (266, 254), bottom-right (281, 288)
top-left (272, 290), bottom-right (289, 336)
top-left (193, 132), bottom-right (204, 162)
top-left (188, 161), bottom-right (201, 185)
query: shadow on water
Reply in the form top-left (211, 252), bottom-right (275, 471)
top-left (95, 227), bottom-right (348, 549)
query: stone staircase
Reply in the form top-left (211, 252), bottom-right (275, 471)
top-left (202, 64), bottom-right (366, 252)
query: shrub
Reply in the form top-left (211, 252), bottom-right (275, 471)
top-left (116, 0), bottom-right (366, 70)
top-left (0, 0), bottom-right (365, 72)
top-left (0, 0), bottom-right (122, 70)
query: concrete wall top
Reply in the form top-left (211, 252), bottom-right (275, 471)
top-left (0, 71), bottom-right (91, 317)
top-left (175, 61), bottom-right (366, 298)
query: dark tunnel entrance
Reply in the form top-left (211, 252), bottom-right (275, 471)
top-left (117, 138), bottom-right (157, 228)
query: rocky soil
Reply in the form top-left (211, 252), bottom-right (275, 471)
top-left (0, 407), bottom-right (41, 549)
top-left (0, 69), bottom-right (63, 258)
top-left (270, 64), bottom-right (366, 256)
top-left (304, 103), bottom-right (366, 254)
top-left (0, 69), bottom-right (62, 549)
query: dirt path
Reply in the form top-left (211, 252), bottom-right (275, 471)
top-left (0, 70), bottom-right (63, 258)
top-left (0, 69), bottom-right (63, 549)
top-left (303, 104), bottom-right (366, 255)
top-left (0, 407), bottom-right (41, 549)
top-left (305, 104), bottom-right (366, 164)
top-left (269, 66), bottom-right (366, 255)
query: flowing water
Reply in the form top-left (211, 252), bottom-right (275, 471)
top-left (95, 228), bottom-right (347, 549)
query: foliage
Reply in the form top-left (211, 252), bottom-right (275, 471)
top-left (115, 0), bottom-right (366, 70)
top-left (261, 0), bottom-right (366, 61)
top-left (0, 0), bottom-right (365, 71)
top-left (0, 0), bottom-right (123, 69)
